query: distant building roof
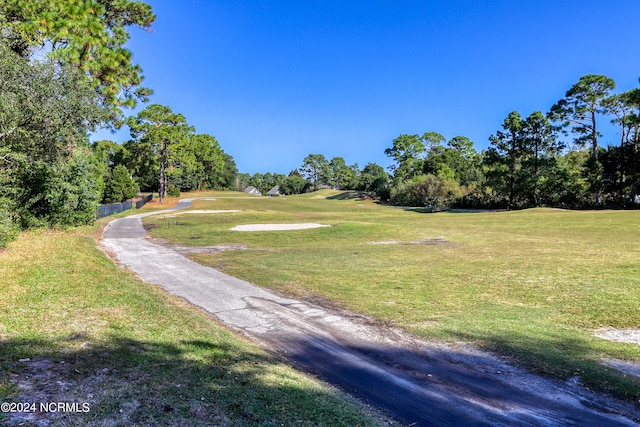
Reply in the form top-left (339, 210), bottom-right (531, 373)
top-left (244, 186), bottom-right (261, 195)
top-left (267, 185), bottom-right (282, 196)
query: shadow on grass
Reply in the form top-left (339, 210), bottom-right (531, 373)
top-left (325, 191), bottom-right (367, 201)
top-left (443, 327), bottom-right (640, 402)
top-left (260, 330), bottom-right (640, 427)
top-left (401, 207), bottom-right (506, 214)
top-left (0, 335), bottom-right (377, 426)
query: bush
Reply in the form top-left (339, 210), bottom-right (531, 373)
top-left (167, 184), bottom-right (181, 197)
top-left (14, 152), bottom-right (103, 228)
top-left (103, 165), bottom-right (139, 203)
top-left (390, 175), bottom-right (461, 207)
top-left (0, 203), bottom-right (19, 247)
top-left (280, 175), bottom-right (309, 195)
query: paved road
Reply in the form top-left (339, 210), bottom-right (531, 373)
top-left (100, 199), bottom-right (640, 426)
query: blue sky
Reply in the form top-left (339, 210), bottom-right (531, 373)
top-left (92, 1), bottom-right (640, 174)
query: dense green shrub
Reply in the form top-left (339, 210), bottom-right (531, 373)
top-left (103, 165), bottom-right (139, 203)
top-left (390, 175), bottom-right (461, 207)
top-left (0, 201), bottom-right (19, 247)
top-left (167, 184), bottom-right (181, 197)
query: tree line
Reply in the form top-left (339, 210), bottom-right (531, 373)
top-left (381, 74), bottom-right (639, 209)
top-left (0, 1), bottom-right (238, 247)
top-left (259, 75), bottom-right (638, 210)
top-left (238, 154), bottom-right (389, 197)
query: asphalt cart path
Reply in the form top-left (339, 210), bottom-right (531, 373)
top-left (100, 199), bottom-right (640, 426)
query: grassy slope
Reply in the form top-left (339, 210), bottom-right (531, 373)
top-left (0, 205), bottom-right (384, 426)
top-left (145, 190), bottom-right (640, 401)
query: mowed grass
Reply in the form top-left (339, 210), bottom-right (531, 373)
top-left (0, 218), bottom-right (385, 425)
top-left (144, 190), bottom-right (640, 401)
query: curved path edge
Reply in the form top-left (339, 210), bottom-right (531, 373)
top-left (99, 198), bottom-right (640, 426)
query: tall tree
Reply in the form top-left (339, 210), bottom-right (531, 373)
top-left (359, 162), bottom-right (390, 200)
top-left (384, 134), bottom-right (425, 181)
top-left (425, 136), bottom-right (482, 188)
top-left (0, 0), bottom-right (155, 113)
top-left (127, 104), bottom-right (193, 202)
top-left (219, 153), bottom-right (238, 190)
top-left (91, 139), bottom-right (128, 169)
top-left (329, 157), bottom-right (353, 190)
top-left (549, 74), bottom-right (615, 203)
top-left (488, 111), bottom-right (524, 208)
top-left (605, 88), bottom-right (640, 205)
top-left (0, 43), bottom-right (109, 161)
top-left (301, 154), bottom-right (329, 191)
top-left (280, 169), bottom-right (308, 195)
top-left (174, 133), bottom-right (226, 190)
top-left (521, 111), bottom-right (560, 205)
top-left (421, 132), bottom-right (446, 153)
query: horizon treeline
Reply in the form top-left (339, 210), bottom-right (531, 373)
top-left (248, 74), bottom-right (639, 210)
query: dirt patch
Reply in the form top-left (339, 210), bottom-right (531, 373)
top-left (144, 237), bottom-right (248, 254)
top-left (5, 358), bottom-right (92, 426)
top-left (170, 244), bottom-right (248, 254)
top-left (230, 223), bottom-right (330, 231)
top-left (164, 209), bottom-right (241, 216)
top-left (403, 238), bottom-right (456, 246)
top-left (142, 222), bottom-right (160, 231)
top-left (368, 237), bottom-right (455, 246)
top-left (594, 329), bottom-right (640, 378)
top-left (595, 328), bottom-right (640, 345)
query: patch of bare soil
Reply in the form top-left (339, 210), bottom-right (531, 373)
top-left (5, 358), bottom-right (94, 426)
top-left (230, 223), bottom-right (330, 231)
top-left (4, 357), bottom-right (228, 427)
top-left (170, 243), bottom-right (248, 254)
top-left (145, 237), bottom-right (248, 255)
top-left (596, 328), bottom-right (640, 345)
top-left (142, 222), bottom-right (160, 231)
top-left (594, 329), bottom-right (640, 378)
top-left (368, 237), bottom-right (455, 246)
top-left (163, 209), bottom-right (241, 216)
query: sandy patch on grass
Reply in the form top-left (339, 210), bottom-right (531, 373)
top-left (595, 328), bottom-right (640, 345)
top-left (368, 237), bottom-right (453, 246)
top-left (164, 209), bottom-right (241, 216)
top-left (172, 244), bottom-right (248, 254)
top-left (230, 223), bottom-right (329, 231)
top-left (594, 329), bottom-right (640, 378)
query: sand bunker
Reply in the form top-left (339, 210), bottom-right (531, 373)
top-left (230, 223), bottom-right (329, 231)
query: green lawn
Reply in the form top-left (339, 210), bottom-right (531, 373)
top-left (0, 212), bottom-right (384, 426)
top-left (144, 190), bottom-right (640, 401)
